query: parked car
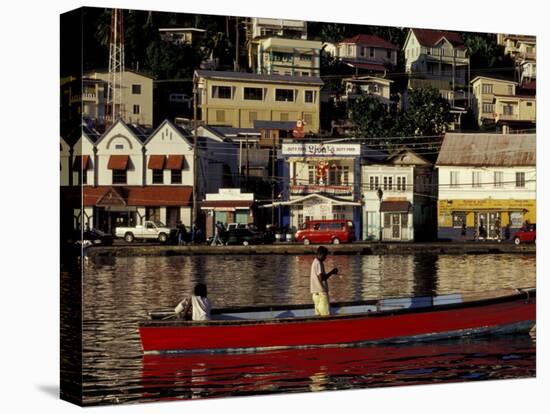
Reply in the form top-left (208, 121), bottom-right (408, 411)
top-left (115, 221), bottom-right (175, 243)
top-left (295, 219), bottom-right (356, 245)
top-left (512, 224), bottom-right (536, 245)
top-left (225, 228), bottom-right (265, 246)
top-left (82, 228), bottom-right (115, 246)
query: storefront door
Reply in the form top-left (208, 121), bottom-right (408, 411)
top-left (391, 214), bottom-right (401, 239)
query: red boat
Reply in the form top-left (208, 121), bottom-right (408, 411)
top-left (139, 288), bottom-right (535, 354)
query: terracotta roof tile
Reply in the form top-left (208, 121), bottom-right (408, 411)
top-left (340, 34), bottom-right (398, 50)
top-left (412, 28), bottom-right (465, 49)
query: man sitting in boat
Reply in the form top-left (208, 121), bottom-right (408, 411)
top-left (310, 246), bottom-right (338, 316)
top-left (174, 283), bottom-right (211, 321)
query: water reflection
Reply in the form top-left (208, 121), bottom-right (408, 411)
top-left (81, 253), bottom-right (536, 405)
top-left (139, 336), bottom-right (535, 404)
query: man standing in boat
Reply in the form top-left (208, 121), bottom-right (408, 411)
top-left (310, 246), bottom-right (338, 316)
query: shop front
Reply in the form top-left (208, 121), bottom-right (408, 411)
top-left (201, 189), bottom-right (255, 238)
top-left (81, 186), bottom-right (193, 234)
top-left (437, 199), bottom-right (536, 241)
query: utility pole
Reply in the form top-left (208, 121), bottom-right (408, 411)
top-left (192, 75), bottom-right (199, 227)
top-left (245, 134), bottom-right (249, 188)
top-left (271, 137), bottom-right (276, 225)
top-left (235, 17), bottom-right (240, 71)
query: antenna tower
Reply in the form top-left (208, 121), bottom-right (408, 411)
top-left (107, 8), bottom-right (125, 124)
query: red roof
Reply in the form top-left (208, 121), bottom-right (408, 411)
top-left (201, 200), bottom-right (254, 209)
top-left (340, 34), bottom-right (398, 50)
top-left (73, 155), bottom-right (90, 170)
top-left (411, 28), bottom-right (465, 49)
top-left (343, 61), bottom-right (387, 72)
top-left (166, 154), bottom-right (185, 170)
top-left (148, 155), bottom-right (166, 170)
top-left (107, 155), bottom-right (129, 170)
top-left (83, 186), bottom-right (193, 207)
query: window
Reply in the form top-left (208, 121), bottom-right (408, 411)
top-left (216, 110), bottom-right (225, 122)
top-left (482, 103), bottom-right (494, 114)
top-left (472, 171), bottom-right (481, 187)
top-left (301, 71), bottom-right (310, 76)
top-left (132, 84), bottom-right (141, 94)
top-left (401, 213), bottom-right (408, 228)
top-left (133, 104), bottom-right (140, 114)
top-left (212, 85), bottom-right (232, 99)
top-left (304, 113), bottom-right (313, 125)
top-left (280, 112), bottom-right (289, 121)
top-left (171, 169), bottom-right (182, 184)
top-left (275, 89), bottom-right (295, 102)
top-left (152, 169), bottom-right (163, 184)
top-left (482, 84), bottom-right (493, 94)
top-left (510, 211), bottom-right (524, 227)
top-left (329, 166), bottom-right (339, 185)
top-left (112, 169), bottom-right (127, 184)
top-left (450, 171), bottom-right (459, 187)
top-left (115, 144), bottom-right (124, 150)
top-left (383, 176), bottom-right (393, 191)
top-left (503, 104), bottom-right (514, 115)
top-left (507, 85), bottom-right (513, 95)
top-left (308, 166), bottom-right (315, 184)
top-left (494, 171), bottom-right (504, 187)
top-left (369, 47), bottom-right (375, 57)
top-left (81, 170), bottom-right (87, 185)
top-left (516, 172), bottom-right (525, 187)
top-left (527, 102), bottom-right (533, 107)
top-left (244, 87), bottom-right (263, 100)
top-left (300, 54), bottom-right (312, 61)
top-left (248, 111), bottom-right (258, 122)
top-left (369, 176), bottom-right (379, 190)
top-left (273, 52), bottom-right (293, 62)
top-left (397, 176), bottom-right (407, 191)
top-left (452, 212), bottom-right (466, 228)
top-left (386, 49), bottom-right (392, 59)
top-left (305, 90), bottom-right (314, 103)
top-left (343, 166), bottom-right (350, 186)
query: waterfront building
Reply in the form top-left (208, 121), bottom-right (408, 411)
top-left (194, 70), bottom-right (323, 133)
top-left (496, 33), bottom-right (536, 85)
top-left (60, 136), bottom-right (71, 187)
top-left (470, 76), bottom-right (536, 130)
top-left (335, 34), bottom-right (398, 75)
top-left (403, 28), bottom-right (469, 107)
top-left (201, 188), bottom-right (256, 238)
top-left (362, 148), bottom-right (437, 241)
top-left (252, 37), bottom-right (322, 77)
top-left (63, 119), bottom-right (238, 233)
top-left (436, 133), bottom-right (536, 241)
top-left (266, 142), bottom-right (363, 239)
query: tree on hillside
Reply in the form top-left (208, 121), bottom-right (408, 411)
top-left (349, 96), bottom-right (393, 138)
top-left (402, 87), bottom-right (453, 136)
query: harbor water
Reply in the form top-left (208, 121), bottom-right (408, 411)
top-left (70, 253), bottom-right (535, 405)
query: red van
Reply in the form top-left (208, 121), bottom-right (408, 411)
top-left (295, 219), bottom-right (355, 245)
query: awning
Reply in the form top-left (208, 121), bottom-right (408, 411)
top-left (166, 154), bottom-right (185, 170)
top-left (83, 186), bottom-right (193, 207)
top-left (261, 193), bottom-right (361, 208)
top-left (201, 200), bottom-right (254, 210)
top-left (107, 155), bottom-right (129, 170)
top-left (73, 155), bottom-right (90, 170)
top-left (380, 201), bottom-right (411, 212)
top-left (148, 154), bottom-right (165, 170)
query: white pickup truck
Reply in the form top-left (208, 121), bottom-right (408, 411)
top-left (115, 221), bottom-right (173, 243)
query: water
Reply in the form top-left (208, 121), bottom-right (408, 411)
top-left (74, 253), bottom-right (535, 405)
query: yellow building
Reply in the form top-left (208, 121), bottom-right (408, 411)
top-left (471, 76), bottom-right (536, 128)
top-left (194, 70), bottom-right (323, 133)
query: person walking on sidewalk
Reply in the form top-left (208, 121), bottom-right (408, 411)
top-left (310, 246), bottom-right (338, 316)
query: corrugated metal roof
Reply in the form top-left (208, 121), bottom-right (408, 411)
top-left (436, 133), bottom-right (536, 166)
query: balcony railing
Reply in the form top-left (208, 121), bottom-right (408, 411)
top-left (421, 47), bottom-right (468, 60)
top-left (290, 184), bottom-right (353, 196)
